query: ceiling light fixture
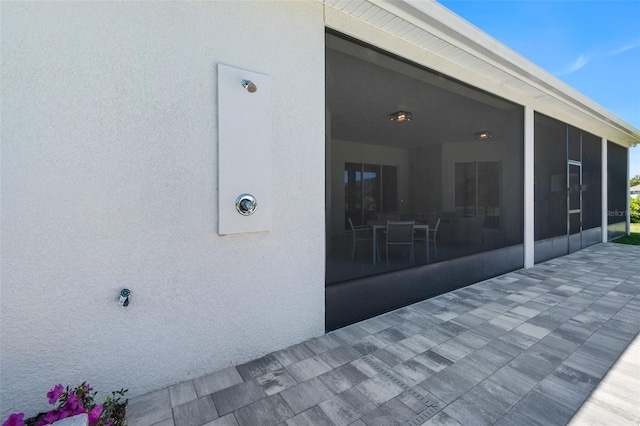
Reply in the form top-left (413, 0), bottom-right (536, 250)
top-left (390, 111), bottom-right (412, 123)
top-left (474, 131), bottom-right (492, 140)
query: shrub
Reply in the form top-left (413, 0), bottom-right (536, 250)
top-left (3, 383), bottom-right (127, 426)
top-left (631, 197), bottom-right (640, 223)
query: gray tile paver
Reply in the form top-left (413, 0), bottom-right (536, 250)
top-left (419, 369), bottom-right (476, 404)
top-left (279, 377), bottom-right (335, 414)
top-left (256, 368), bottom-right (298, 396)
top-left (202, 415), bottom-right (237, 426)
top-left (359, 397), bottom-right (416, 426)
top-left (534, 375), bottom-right (592, 413)
top-left (273, 342), bottom-right (316, 367)
top-left (152, 419), bottom-right (175, 426)
top-left (397, 391), bottom-right (429, 414)
top-left (351, 354), bottom-right (390, 377)
top-left (508, 351), bottom-right (557, 382)
top-left (443, 391), bottom-right (504, 426)
top-left (509, 389), bottom-right (574, 426)
top-left (493, 409), bottom-right (541, 426)
top-left (172, 395), bottom-right (218, 426)
top-left (127, 244), bottom-right (640, 426)
top-left (318, 362), bottom-right (369, 393)
top-left (374, 326), bottom-right (410, 345)
top-left (398, 334), bottom-right (439, 353)
top-left (283, 405), bottom-right (335, 426)
top-left (212, 379), bottom-right (266, 416)
top-left (285, 355), bottom-right (333, 382)
top-left (487, 364), bottom-right (538, 398)
top-left (352, 335), bottom-right (388, 355)
top-left (473, 378), bottom-right (520, 409)
top-left (563, 350), bottom-right (613, 379)
top-left (535, 334), bottom-right (580, 359)
top-left (551, 364), bottom-right (600, 393)
top-left (390, 359), bottom-right (435, 387)
top-left (168, 380), bottom-right (198, 407)
top-left (236, 354), bottom-right (283, 381)
top-left (193, 367), bottom-right (243, 397)
top-left (498, 329), bottom-right (539, 350)
top-left (318, 387), bottom-right (376, 426)
top-left (356, 373), bottom-right (404, 406)
top-left (430, 339), bottom-right (474, 362)
top-left (514, 322), bottom-right (552, 340)
top-left (445, 356), bottom-right (495, 385)
top-left (319, 345), bottom-right (360, 368)
top-left (233, 394), bottom-right (293, 426)
top-left (412, 349), bottom-right (452, 373)
top-left (126, 388), bottom-right (172, 426)
top-left (372, 347), bottom-right (404, 368)
top-left (423, 411), bottom-right (463, 426)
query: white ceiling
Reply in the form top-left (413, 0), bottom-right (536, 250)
top-left (326, 35), bottom-right (523, 149)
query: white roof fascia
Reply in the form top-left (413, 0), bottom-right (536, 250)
top-left (323, 0), bottom-right (640, 148)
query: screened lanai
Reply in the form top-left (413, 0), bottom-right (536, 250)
top-left (324, 31), bottom-right (629, 330)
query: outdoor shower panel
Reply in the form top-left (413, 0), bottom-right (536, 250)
top-left (218, 64), bottom-right (272, 234)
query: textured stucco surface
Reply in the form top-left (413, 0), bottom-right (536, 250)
top-left (1, 1), bottom-right (325, 417)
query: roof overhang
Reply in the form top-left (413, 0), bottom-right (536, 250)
top-left (323, 0), bottom-right (640, 148)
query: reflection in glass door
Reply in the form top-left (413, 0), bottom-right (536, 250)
top-left (344, 163), bottom-right (397, 228)
top-left (455, 161), bottom-right (501, 228)
top-left (568, 162), bottom-right (582, 253)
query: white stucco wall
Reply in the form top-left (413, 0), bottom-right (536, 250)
top-left (1, 1), bottom-right (325, 417)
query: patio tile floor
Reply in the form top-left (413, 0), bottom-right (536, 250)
top-left (127, 243), bottom-right (640, 426)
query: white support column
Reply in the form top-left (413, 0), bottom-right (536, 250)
top-left (602, 138), bottom-right (608, 242)
top-left (627, 147), bottom-right (631, 235)
top-left (524, 106), bottom-right (535, 268)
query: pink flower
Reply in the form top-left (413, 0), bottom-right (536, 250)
top-left (57, 411), bottom-right (70, 421)
top-left (2, 414), bottom-right (24, 426)
top-left (47, 384), bottom-right (64, 405)
top-left (88, 406), bottom-right (103, 425)
top-left (63, 392), bottom-right (83, 412)
top-left (42, 411), bottom-right (59, 425)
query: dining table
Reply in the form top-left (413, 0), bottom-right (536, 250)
top-left (367, 221), bottom-right (429, 265)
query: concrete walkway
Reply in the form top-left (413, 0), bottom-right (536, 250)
top-left (126, 243), bottom-right (640, 426)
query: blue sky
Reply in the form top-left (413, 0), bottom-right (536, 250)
top-left (439, 0), bottom-right (640, 179)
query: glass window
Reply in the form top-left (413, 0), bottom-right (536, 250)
top-left (455, 162), bottom-right (500, 228)
top-left (344, 163), bottom-right (397, 227)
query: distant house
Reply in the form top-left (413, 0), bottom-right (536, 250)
top-left (632, 184), bottom-right (640, 198)
top-left (2, 1), bottom-right (639, 419)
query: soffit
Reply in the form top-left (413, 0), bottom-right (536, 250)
top-left (323, 0), bottom-right (640, 148)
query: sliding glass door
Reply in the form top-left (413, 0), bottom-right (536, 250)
top-left (455, 161), bottom-right (500, 228)
top-left (344, 162), bottom-right (397, 227)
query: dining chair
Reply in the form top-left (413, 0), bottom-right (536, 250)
top-left (385, 220), bottom-right (415, 267)
top-left (348, 217), bottom-right (372, 261)
top-left (428, 216), bottom-right (441, 260)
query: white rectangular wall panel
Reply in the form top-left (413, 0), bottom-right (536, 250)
top-left (218, 64), bottom-right (272, 234)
